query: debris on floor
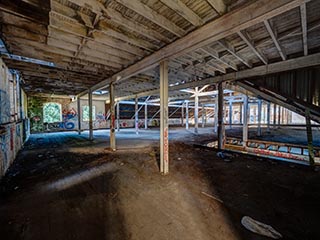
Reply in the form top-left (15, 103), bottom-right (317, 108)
top-left (241, 216), bottom-right (282, 239)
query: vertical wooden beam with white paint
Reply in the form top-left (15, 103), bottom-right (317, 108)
top-left (144, 103), bottom-right (148, 129)
top-left (116, 101), bottom-right (120, 132)
top-left (185, 101), bottom-right (189, 130)
top-left (202, 104), bottom-right (205, 128)
top-left (135, 96), bottom-right (139, 134)
top-left (257, 99), bottom-right (262, 136)
top-left (242, 95), bottom-right (249, 147)
top-left (160, 61), bottom-right (169, 174)
top-left (273, 104), bottom-right (277, 127)
top-left (110, 83), bottom-right (116, 151)
top-left (88, 90), bottom-right (93, 141)
top-left (77, 97), bottom-right (81, 135)
top-left (194, 87), bottom-right (199, 134)
top-left (217, 82), bottom-right (225, 150)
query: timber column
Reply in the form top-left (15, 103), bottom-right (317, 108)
top-left (217, 82), bottom-right (225, 150)
top-left (88, 90), bottom-right (93, 141)
top-left (160, 61), bottom-right (169, 174)
top-left (110, 83), bottom-right (116, 151)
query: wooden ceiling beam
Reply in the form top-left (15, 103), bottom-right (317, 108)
top-left (237, 30), bottom-right (268, 65)
top-left (159, 0), bottom-right (204, 26)
top-left (264, 19), bottom-right (287, 60)
top-left (206, 0), bottom-right (227, 15)
top-left (82, 0), bottom-right (308, 94)
top-left (114, 0), bottom-right (186, 37)
top-left (200, 47), bottom-right (238, 71)
top-left (300, 3), bottom-right (308, 56)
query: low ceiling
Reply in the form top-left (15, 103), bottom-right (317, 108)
top-left (0, 0), bottom-right (320, 102)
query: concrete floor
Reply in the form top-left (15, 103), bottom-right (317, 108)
top-left (1, 127), bottom-right (320, 240)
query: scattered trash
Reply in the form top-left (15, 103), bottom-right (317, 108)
top-left (241, 216), bottom-right (282, 239)
top-left (201, 191), bottom-right (224, 204)
top-left (177, 157), bottom-right (181, 161)
top-left (38, 154), bottom-right (43, 158)
top-left (14, 186), bottom-right (19, 190)
top-left (119, 162), bottom-right (124, 166)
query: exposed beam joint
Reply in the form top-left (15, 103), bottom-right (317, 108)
top-left (264, 19), bottom-right (287, 60)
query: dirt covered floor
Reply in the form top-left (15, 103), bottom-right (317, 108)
top-left (0, 127), bottom-right (320, 240)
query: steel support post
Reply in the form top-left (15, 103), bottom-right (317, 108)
top-left (110, 84), bottom-right (116, 151)
top-left (160, 61), bottom-right (169, 174)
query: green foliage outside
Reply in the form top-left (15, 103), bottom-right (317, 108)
top-left (43, 102), bottom-right (62, 123)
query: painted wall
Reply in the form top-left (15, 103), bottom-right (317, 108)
top-left (0, 58), bottom-right (28, 177)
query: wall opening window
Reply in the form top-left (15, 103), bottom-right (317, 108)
top-left (82, 106), bottom-right (96, 121)
top-left (43, 102), bottom-right (62, 123)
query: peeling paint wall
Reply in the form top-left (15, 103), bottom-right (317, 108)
top-left (0, 58), bottom-right (28, 177)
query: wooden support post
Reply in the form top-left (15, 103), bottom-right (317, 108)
top-left (239, 102), bottom-right (243, 124)
top-left (218, 82), bottom-right (225, 150)
top-left (257, 99), bottom-right (262, 136)
top-left (202, 104), bottom-right (205, 128)
top-left (135, 96), bottom-right (139, 134)
top-left (305, 108), bottom-right (315, 165)
top-left (110, 83), bottom-right (116, 151)
top-left (160, 61), bottom-right (169, 174)
top-left (186, 101), bottom-right (189, 130)
top-left (273, 104), bottom-right (277, 127)
top-left (88, 90), bottom-right (93, 141)
top-left (77, 97), bottom-right (81, 135)
top-left (229, 101), bottom-right (233, 129)
top-left (214, 97), bottom-right (218, 133)
top-left (243, 95), bottom-right (248, 147)
top-left (267, 101), bottom-right (271, 132)
top-left (278, 105), bottom-right (281, 128)
top-left (144, 103), bottom-right (148, 129)
top-left (181, 102), bottom-right (184, 127)
top-left (116, 101), bottom-right (120, 132)
top-left (194, 87), bottom-right (199, 134)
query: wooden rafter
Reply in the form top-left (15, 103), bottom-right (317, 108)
top-left (237, 30), bottom-right (268, 65)
top-left (264, 19), bottom-right (287, 60)
top-left (206, 0), bottom-right (227, 15)
top-left (300, 3), bottom-right (308, 56)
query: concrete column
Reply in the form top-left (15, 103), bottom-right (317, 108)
top-left (194, 87), bottom-right (199, 134)
top-left (185, 101), bottom-right (189, 130)
top-left (88, 91), bottom-right (93, 141)
top-left (202, 104), bottom-right (205, 128)
top-left (243, 95), bottom-right (248, 147)
top-left (257, 99), bottom-right (262, 136)
top-left (214, 97), bottom-right (218, 133)
top-left (77, 97), bottom-right (81, 135)
top-left (267, 101), bottom-right (271, 132)
top-left (135, 97), bottom-right (139, 134)
top-left (144, 103), bottom-right (148, 129)
top-left (110, 84), bottom-right (116, 151)
top-left (116, 101), bottom-right (120, 132)
top-left (218, 82), bottom-right (225, 150)
top-left (160, 61), bottom-right (169, 174)
top-left (228, 101), bottom-right (233, 129)
top-left (181, 102), bottom-right (184, 127)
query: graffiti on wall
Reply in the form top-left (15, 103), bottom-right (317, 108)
top-left (0, 90), bottom-right (10, 124)
top-left (46, 108), bottom-right (78, 130)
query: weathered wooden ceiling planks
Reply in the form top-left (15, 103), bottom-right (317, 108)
top-left (0, 0), bottom-right (319, 97)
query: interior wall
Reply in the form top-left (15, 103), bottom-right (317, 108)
top-left (0, 58), bottom-right (28, 177)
